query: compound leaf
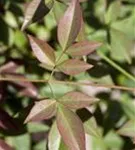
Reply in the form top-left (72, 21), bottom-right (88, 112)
top-left (117, 120), bottom-right (135, 138)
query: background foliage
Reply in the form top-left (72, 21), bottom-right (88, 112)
top-left (0, 0), bottom-right (135, 150)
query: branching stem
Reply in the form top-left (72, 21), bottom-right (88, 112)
top-left (47, 48), bottom-right (67, 95)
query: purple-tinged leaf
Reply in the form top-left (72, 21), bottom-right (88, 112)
top-left (117, 120), bottom-right (135, 138)
top-left (57, 59), bottom-right (93, 75)
top-left (57, 0), bottom-right (82, 50)
top-left (0, 108), bottom-right (19, 132)
top-left (18, 88), bottom-right (38, 99)
top-left (59, 91), bottom-right (99, 109)
top-left (21, 0), bottom-right (53, 30)
top-left (4, 73), bottom-right (38, 98)
top-left (28, 35), bottom-right (56, 66)
top-left (25, 99), bottom-right (57, 123)
top-left (48, 122), bottom-right (69, 150)
top-left (0, 62), bottom-right (38, 99)
top-left (0, 61), bottom-right (19, 74)
top-left (0, 139), bottom-right (14, 150)
top-left (66, 41), bottom-right (102, 57)
top-left (56, 104), bottom-right (86, 150)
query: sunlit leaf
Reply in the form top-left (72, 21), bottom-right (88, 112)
top-left (66, 41), bottom-right (102, 57)
top-left (33, 140), bottom-right (47, 150)
top-left (117, 120), bottom-right (135, 138)
top-left (14, 30), bottom-right (27, 49)
top-left (4, 11), bottom-right (18, 28)
top-left (111, 16), bottom-right (135, 39)
top-left (56, 104), bottom-right (86, 150)
top-left (105, 0), bottom-right (121, 24)
top-left (25, 99), bottom-right (57, 123)
top-left (12, 134), bottom-right (30, 150)
top-left (104, 130), bottom-right (123, 150)
top-left (57, 59), bottom-right (93, 75)
top-left (110, 28), bottom-right (133, 63)
top-left (59, 140), bottom-right (69, 150)
top-left (48, 122), bottom-right (69, 150)
top-left (59, 91), bottom-right (99, 109)
top-left (22, 0), bottom-right (53, 30)
top-left (57, 0), bottom-right (87, 4)
top-left (28, 35), bottom-right (56, 66)
top-left (40, 82), bottom-right (75, 98)
top-left (48, 122), bottom-right (61, 150)
top-left (120, 96), bottom-right (135, 120)
top-left (92, 136), bottom-right (107, 150)
top-left (27, 122), bottom-right (49, 133)
top-left (53, 0), bottom-right (67, 23)
top-left (84, 117), bottom-right (102, 138)
top-left (58, 0), bottom-right (82, 50)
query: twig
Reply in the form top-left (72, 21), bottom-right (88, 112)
top-left (0, 77), bottom-right (134, 92)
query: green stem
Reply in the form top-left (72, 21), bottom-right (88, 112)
top-left (47, 48), bottom-right (66, 97)
top-left (48, 67), bottom-right (56, 81)
top-left (56, 51), bottom-right (65, 65)
top-left (98, 51), bottom-right (135, 82)
top-left (48, 82), bottom-right (55, 98)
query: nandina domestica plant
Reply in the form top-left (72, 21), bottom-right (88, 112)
top-left (0, 0), bottom-right (135, 149)
top-left (22, 1), bottom-right (101, 149)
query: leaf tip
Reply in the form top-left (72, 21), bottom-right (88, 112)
top-left (87, 64), bottom-right (94, 70)
top-left (21, 20), bottom-right (29, 31)
top-left (24, 118), bottom-right (29, 124)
